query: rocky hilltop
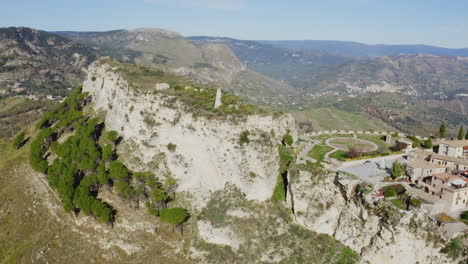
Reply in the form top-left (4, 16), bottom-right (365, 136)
top-left (0, 59), bottom-right (363, 263)
top-left (83, 60), bottom-right (296, 207)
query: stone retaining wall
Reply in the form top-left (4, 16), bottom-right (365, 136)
top-left (302, 130), bottom-right (429, 140)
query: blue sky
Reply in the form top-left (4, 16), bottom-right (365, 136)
top-left (1, 0), bottom-right (467, 48)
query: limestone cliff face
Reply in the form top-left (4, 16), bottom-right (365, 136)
top-left (289, 171), bottom-right (452, 264)
top-left (83, 62), bottom-right (296, 208)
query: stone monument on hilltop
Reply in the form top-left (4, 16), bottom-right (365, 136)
top-left (214, 88), bottom-right (222, 108)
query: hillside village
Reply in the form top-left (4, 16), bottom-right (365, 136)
top-left (407, 140), bottom-right (468, 215)
top-left (300, 130), bottom-right (468, 240)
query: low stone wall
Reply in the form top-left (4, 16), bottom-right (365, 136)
top-left (302, 130), bottom-right (428, 140)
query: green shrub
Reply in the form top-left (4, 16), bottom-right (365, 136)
top-left (114, 181), bottom-right (135, 199)
top-left (441, 236), bottom-right (466, 259)
top-left (391, 161), bottom-right (405, 179)
top-left (283, 134), bottom-right (293, 146)
top-left (391, 184), bottom-right (406, 195)
top-left (97, 163), bottom-right (109, 184)
top-left (239, 130), bottom-right (250, 145)
top-left (29, 139), bottom-right (48, 173)
top-left (57, 164), bottom-right (77, 212)
top-left (423, 138), bottom-right (433, 149)
top-left (101, 144), bottom-right (113, 161)
top-left (272, 174), bottom-right (286, 202)
top-left (409, 198), bottom-right (422, 207)
top-left (384, 188), bottom-right (397, 197)
top-left (159, 208), bottom-right (190, 227)
top-left (106, 131), bottom-right (119, 141)
top-left (278, 145), bottom-right (292, 173)
top-left (13, 131), bottom-right (25, 149)
top-left (73, 177), bottom-right (97, 215)
top-left (91, 200), bottom-right (113, 223)
top-left (167, 143), bottom-right (177, 152)
top-left (47, 159), bottom-right (65, 188)
top-left (109, 161), bottom-right (129, 180)
top-left (390, 198), bottom-right (407, 210)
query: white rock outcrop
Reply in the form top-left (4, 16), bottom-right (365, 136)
top-left (198, 221), bottom-right (241, 250)
top-left (155, 82), bottom-right (170, 90)
top-left (289, 171), bottom-right (453, 264)
top-left (83, 62), bottom-right (297, 209)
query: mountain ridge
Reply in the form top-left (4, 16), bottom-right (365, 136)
top-left (0, 27), bottom-right (99, 94)
top-left (260, 39), bottom-right (468, 57)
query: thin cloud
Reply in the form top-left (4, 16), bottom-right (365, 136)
top-left (144, 0), bottom-right (245, 10)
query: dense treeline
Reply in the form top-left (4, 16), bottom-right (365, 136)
top-left (28, 87), bottom-right (189, 227)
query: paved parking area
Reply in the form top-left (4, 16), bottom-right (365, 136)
top-left (335, 156), bottom-right (408, 183)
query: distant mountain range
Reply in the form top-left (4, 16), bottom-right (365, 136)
top-left (188, 36), bottom-right (353, 90)
top-left (260, 40), bottom-right (468, 58)
top-left (1, 27), bottom-right (467, 134)
top-left (191, 36), bottom-right (468, 98)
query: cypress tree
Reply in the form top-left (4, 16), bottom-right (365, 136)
top-left (458, 126), bottom-right (464, 140)
top-left (439, 123), bottom-right (446, 138)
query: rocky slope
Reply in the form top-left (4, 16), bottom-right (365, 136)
top-left (0, 27), bottom-right (98, 94)
top-left (288, 170), bottom-right (455, 264)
